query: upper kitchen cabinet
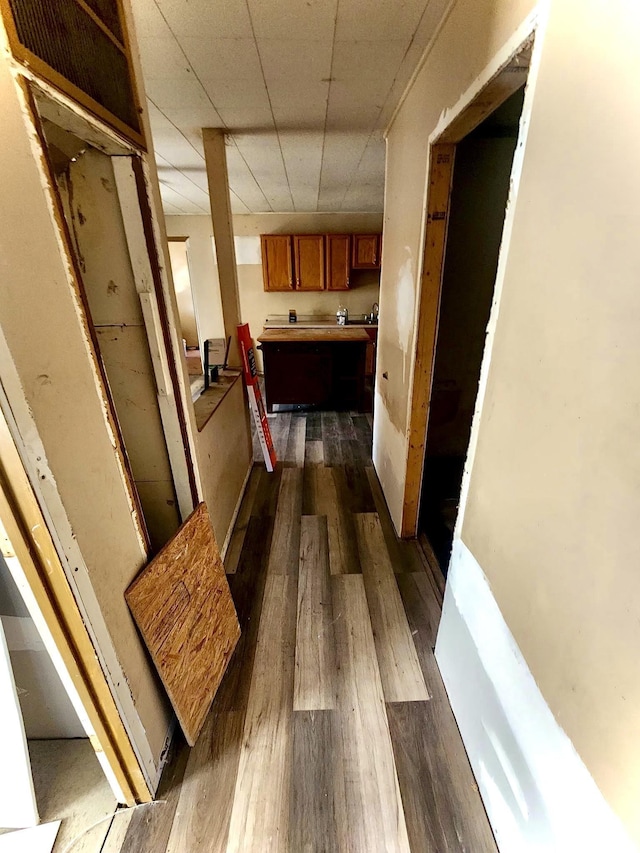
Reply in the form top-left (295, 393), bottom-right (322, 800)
top-left (294, 235), bottom-right (325, 291)
top-left (261, 235), bottom-right (294, 291)
top-left (352, 234), bottom-right (382, 269)
top-left (326, 235), bottom-right (351, 291)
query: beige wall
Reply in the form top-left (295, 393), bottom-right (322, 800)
top-left (376, 0), bottom-right (536, 532)
top-left (165, 215), bottom-right (225, 345)
top-left (458, 0), bottom-right (640, 843)
top-left (168, 241), bottom-right (199, 347)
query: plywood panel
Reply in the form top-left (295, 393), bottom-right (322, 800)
top-left (125, 503), bottom-right (240, 745)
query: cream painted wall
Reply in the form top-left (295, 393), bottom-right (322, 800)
top-left (165, 216), bottom-right (225, 345)
top-left (167, 241), bottom-right (199, 347)
top-left (458, 0), bottom-right (640, 843)
top-left (377, 0), bottom-right (536, 533)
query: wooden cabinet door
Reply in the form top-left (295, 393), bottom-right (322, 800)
top-left (326, 234), bottom-right (351, 291)
top-left (261, 235), bottom-right (293, 291)
top-left (294, 235), bottom-right (325, 291)
top-left (352, 234), bottom-right (381, 269)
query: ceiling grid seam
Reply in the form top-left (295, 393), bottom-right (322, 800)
top-left (316, 0), bottom-right (340, 213)
top-left (149, 0), bottom-right (271, 213)
top-left (243, 0), bottom-right (294, 212)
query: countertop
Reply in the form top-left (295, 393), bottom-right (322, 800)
top-left (258, 327), bottom-right (370, 343)
top-left (264, 314), bottom-right (378, 330)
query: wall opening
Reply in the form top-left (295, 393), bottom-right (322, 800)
top-left (419, 86), bottom-right (526, 578)
top-left (167, 237), bottom-right (204, 401)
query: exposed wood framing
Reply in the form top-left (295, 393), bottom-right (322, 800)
top-left (401, 37), bottom-right (533, 539)
top-left (401, 144), bottom-right (455, 538)
top-left (113, 156), bottom-right (198, 520)
top-left (0, 409), bottom-right (151, 805)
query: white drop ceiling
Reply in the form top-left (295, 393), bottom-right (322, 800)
top-left (130, 0), bottom-right (451, 215)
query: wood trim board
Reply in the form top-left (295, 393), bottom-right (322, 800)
top-left (125, 503), bottom-right (241, 746)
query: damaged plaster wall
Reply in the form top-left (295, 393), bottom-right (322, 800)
top-left (0, 33), bottom-right (171, 776)
top-left (376, 0), bottom-right (536, 532)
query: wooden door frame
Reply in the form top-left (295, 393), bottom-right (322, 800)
top-left (401, 35), bottom-right (534, 539)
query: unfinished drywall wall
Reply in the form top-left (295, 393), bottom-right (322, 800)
top-left (377, 0), bottom-right (536, 533)
top-left (195, 379), bottom-right (252, 553)
top-left (459, 0), bottom-right (640, 844)
top-left (59, 148), bottom-right (180, 551)
top-left (165, 216), bottom-right (225, 347)
top-left (0, 32), bottom-right (171, 776)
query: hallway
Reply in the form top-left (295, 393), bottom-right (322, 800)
top-left (120, 411), bottom-right (496, 853)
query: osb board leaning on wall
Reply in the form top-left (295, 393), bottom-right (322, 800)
top-left (126, 502), bottom-right (240, 745)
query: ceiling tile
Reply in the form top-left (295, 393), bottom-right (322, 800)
top-left (270, 81), bottom-right (329, 130)
top-left (279, 131), bottom-right (323, 210)
top-left (145, 75), bottom-right (216, 112)
top-left (180, 37), bottom-right (264, 82)
top-left (157, 0), bottom-right (253, 39)
top-left (131, 0), bottom-right (171, 38)
top-left (136, 35), bottom-right (190, 79)
top-left (201, 80), bottom-right (274, 131)
top-left (335, 0), bottom-right (425, 43)
top-left (257, 39), bottom-right (333, 84)
top-left (247, 0), bottom-right (337, 41)
top-left (225, 144), bottom-right (272, 212)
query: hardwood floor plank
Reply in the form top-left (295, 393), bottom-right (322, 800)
top-left (336, 411), bottom-right (357, 439)
top-left (285, 415), bottom-right (306, 467)
top-left (227, 574), bottom-right (296, 853)
top-left (225, 468), bottom-right (261, 575)
top-left (251, 464), bottom-right (283, 518)
top-left (219, 516), bottom-right (273, 713)
top-left (294, 516), bottom-right (336, 711)
top-left (396, 571), bottom-right (442, 689)
top-left (331, 574), bottom-right (411, 853)
top-left (351, 414), bottom-right (373, 457)
top-left (267, 467), bottom-right (303, 575)
top-left (166, 711), bottom-right (244, 853)
top-left (387, 701), bottom-right (497, 853)
top-left (269, 411), bottom-right (292, 461)
top-left (354, 513), bottom-right (429, 703)
top-left (304, 466), bottom-right (360, 574)
top-left (120, 734), bottom-right (190, 853)
top-left (289, 710), bottom-right (338, 853)
top-left (366, 467), bottom-right (426, 574)
top-left (304, 439), bottom-right (324, 468)
top-left (322, 411), bottom-right (342, 466)
top-left (305, 411), bottom-right (322, 441)
top-left (334, 463), bottom-right (376, 514)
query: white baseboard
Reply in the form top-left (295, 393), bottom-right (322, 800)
top-left (435, 539), bottom-right (635, 852)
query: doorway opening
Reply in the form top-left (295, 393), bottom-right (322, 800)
top-left (419, 87), bottom-right (526, 577)
top-left (400, 36), bottom-right (534, 588)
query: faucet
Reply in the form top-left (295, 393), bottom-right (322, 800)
top-left (370, 303), bottom-right (379, 323)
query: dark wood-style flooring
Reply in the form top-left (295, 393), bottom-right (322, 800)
top-left (120, 410), bottom-right (496, 853)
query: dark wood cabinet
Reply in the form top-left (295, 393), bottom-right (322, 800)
top-left (258, 329), bottom-right (368, 412)
top-left (325, 234), bottom-right (351, 291)
top-left (294, 235), bottom-right (325, 291)
top-left (352, 234), bottom-right (381, 269)
top-left (261, 235), bottom-right (293, 291)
